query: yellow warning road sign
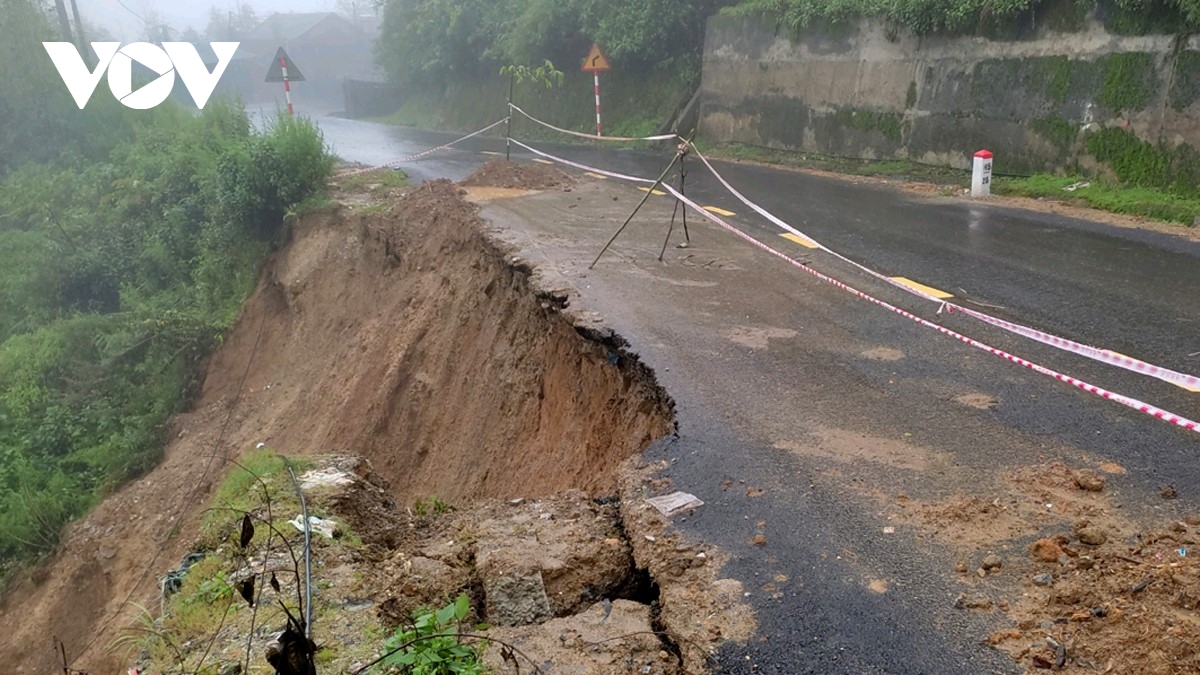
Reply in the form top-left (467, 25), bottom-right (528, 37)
top-left (581, 44), bottom-right (611, 72)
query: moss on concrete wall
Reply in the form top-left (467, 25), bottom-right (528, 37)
top-left (699, 9), bottom-right (1200, 193)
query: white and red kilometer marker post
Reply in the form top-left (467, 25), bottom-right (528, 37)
top-left (280, 56), bottom-right (294, 116)
top-left (971, 149), bottom-right (994, 197)
top-left (581, 43), bottom-right (612, 137)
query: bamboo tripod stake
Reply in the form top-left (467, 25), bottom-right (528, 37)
top-left (590, 137), bottom-right (693, 269)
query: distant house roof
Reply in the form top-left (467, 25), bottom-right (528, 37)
top-left (242, 12), bottom-right (359, 43)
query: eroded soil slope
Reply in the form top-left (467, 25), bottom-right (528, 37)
top-left (0, 178), bottom-right (674, 673)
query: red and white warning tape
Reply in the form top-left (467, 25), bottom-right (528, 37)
top-left (686, 146), bottom-right (1200, 393)
top-left (336, 118), bottom-right (510, 178)
top-left (512, 139), bottom-right (1200, 434)
top-left (509, 104), bottom-right (681, 143)
top-left (509, 139), bottom-right (656, 184)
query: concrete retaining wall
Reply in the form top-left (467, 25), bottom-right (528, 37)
top-left (698, 7), bottom-right (1200, 176)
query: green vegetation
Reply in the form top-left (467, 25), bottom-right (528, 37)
top-left (697, 141), bottom-right (968, 182)
top-left (702, 142), bottom-right (1199, 225)
top-left (1170, 50), bottom-right (1200, 111)
top-left (833, 108), bottom-right (903, 141)
top-left (413, 496), bottom-right (455, 517)
top-left (376, 66), bottom-right (693, 140)
top-left (994, 174), bottom-right (1200, 224)
top-left (376, 0), bottom-right (727, 88)
top-left (380, 595), bottom-right (485, 674)
top-left (374, 0), bottom-right (725, 136)
top-left (129, 453), bottom-right (381, 672)
top-left (1098, 52), bottom-right (1158, 112)
top-left (727, 0), bottom-right (1200, 36)
top-left (1085, 127), bottom-right (1200, 194)
top-left (1031, 114), bottom-right (1077, 153)
top-left (0, 1), bottom-right (333, 581)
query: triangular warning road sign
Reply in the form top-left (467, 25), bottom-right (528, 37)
top-left (581, 44), bottom-right (611, 73)
top-left (265, 47), bottom-right (305, 82)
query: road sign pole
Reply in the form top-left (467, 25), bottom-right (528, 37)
top-left (594, 72), bottom-right (602, 137)
top-left (582, 43), bottom-right (610, 137)
top-left (280, 57), bottom-right (294, 116)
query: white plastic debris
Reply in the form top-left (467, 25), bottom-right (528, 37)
top-left (298, 467), bottom-right (354, 490)
top-left (256, 442), bottom-right (266, 449)
top-left (646, 491), bottom-right (704, 517)
top-left (289, 515), bottom-right (338, 539)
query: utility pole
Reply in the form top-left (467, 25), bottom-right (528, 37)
top-left (53, 0), bottom-right (74, 43)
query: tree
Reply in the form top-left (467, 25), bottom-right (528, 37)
top-left (204, 2), bottom-right (260, 41)
top-left (374, 0), bottom-right (734, 86)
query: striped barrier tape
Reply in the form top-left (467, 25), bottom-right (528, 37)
top-left (509, 139), bottom-right (657, 184)
top-left (509, 104), bottom-right (682, 143)
top-left (336, 118), bottom-right (510, 177)
top-left (513, 139), bottom-right (1200, 434)
top-left (686, 145), bottom-right (1200, 393)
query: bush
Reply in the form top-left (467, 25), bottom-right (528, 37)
top-left (0, 89), bottom-right (333, 576)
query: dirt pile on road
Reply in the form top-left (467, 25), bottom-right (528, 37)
top-left (894, 460), bottom-right (1199, 672)
top-left (461, 159), bottom-right (574, 190)
top-left (989, 517), bottom-right (1200, 673)
top-left (0, 177), bottom-right (674, 672)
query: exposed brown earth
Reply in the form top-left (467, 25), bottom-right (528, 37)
top-left (0, 168), bottom-right (675, 673)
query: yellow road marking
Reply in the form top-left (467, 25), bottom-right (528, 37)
top-left (780, 233), bottom-right (819, 249)
top-left (638, 187), bottom-right (667, 196)
top-left (703, 206), bottom-right (736, 217)
top-left (584, 172), bottom-right (608, 180)
top-left (890, 277), bottom-right (953, 299)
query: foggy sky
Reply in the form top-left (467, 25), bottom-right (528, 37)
top-left (77, 0), bottom-right (362, 40)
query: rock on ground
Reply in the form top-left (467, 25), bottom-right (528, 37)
top-left (482, 599), bottom-right (678, 675)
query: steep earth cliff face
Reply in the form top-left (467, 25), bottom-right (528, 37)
top-left (0, 176), bottom-right (675, 673)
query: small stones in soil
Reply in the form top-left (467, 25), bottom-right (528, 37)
top-left (1032, 573), bottom-right (1055, 586)
top-left (1029, 538), bottom-right (1064, 562)
top-left (1076, 526), bottom-right (1108, 546)
top-left (954, 561), bottom-right (969, 575)
top-left (981, 553), bottom-right (1003, 572)
top-left (1160, 484), bottom-right (1179, 500)
top-left (1072, 469), bottom-right (1106, 492)
top-left (749, 534), bottom-right (767, 547)
top-left (954, 593), bottom-right (993, 610)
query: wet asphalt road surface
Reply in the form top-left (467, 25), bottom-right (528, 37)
top-left (318, 115), bottom-right (1200, 672)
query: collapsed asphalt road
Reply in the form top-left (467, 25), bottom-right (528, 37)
top-left (321, 116), bottom-right (1200, 672)
top-left (320, 115), bottom-right (1200, 419)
